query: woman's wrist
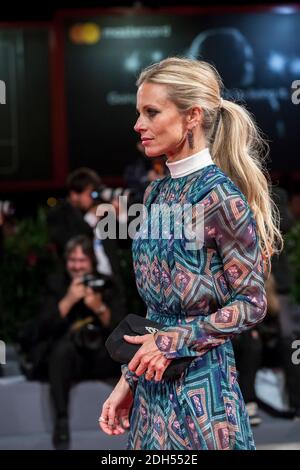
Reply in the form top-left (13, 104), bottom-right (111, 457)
top-left (119, 374), bottom-right (130, 390)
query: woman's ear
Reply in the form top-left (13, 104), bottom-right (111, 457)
top-left (186, 106), bottom-right (202, 130)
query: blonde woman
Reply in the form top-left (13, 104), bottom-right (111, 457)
top-left (99, 57), bottom-right (282, 450)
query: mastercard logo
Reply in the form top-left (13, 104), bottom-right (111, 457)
top-left (69, 23), bottom-right (101, 44)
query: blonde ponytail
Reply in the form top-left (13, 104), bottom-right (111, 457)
top-left (211, 99), bottom-right (283, 268)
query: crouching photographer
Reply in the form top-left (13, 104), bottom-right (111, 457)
top-left (17, 235), bottom-right (126, 448)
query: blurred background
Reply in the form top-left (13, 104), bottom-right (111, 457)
top-left (1, 0), bottom-right (300, 451)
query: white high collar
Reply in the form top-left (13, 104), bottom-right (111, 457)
top-left (166, 148), bottom-right (214, 179)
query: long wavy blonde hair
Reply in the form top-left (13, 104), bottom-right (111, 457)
top-left (137, 57), bottom-right (283, 271)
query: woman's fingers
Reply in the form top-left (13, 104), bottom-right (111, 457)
top-left (98, 377), bottom-right (133, 436)
top-left (145, 370), bottom-right (154, 381)
top-left (99, 416), bottom-right (112, 435)
top-left (153, 358), bottom-right (171, 382)
top-left (125, 333), bottom-right (171, 380)
top-left (119, 409), bottom-right (130, 429)
top-left (98, 402), bottom-right (109, 430)
top-left (127, 351), bottom-right (142, 373)
top-left (145, 353), bottom-right (168, 381)
top-left (124, 334), bottom-right (148, 344)
top-left (98, 417), bottom-right (111, 434)
top-left (99, 401), bottom-right (115, 435)
top-left (107, 404), bottom-right (117, 430)
top-left (111, 416), bottom-right (125, 435)
top-left (99, 412), bottom-right (127, 435)
top-left (113, 410), bottom-right (131, 434)
top-left (99, 417), bottom-right (125, 435)
top-left (99, 418), bottom-right (113, 434)
top-left (145, 362), bottom-right (155, 381)
top-left (134, 356), bottom-right (150, 376)
top-left (125, 334), bottom-right (153, 372)
top-left (135, 350), bottom-right (162, 377)
top-left (121, 417), bottom-right (130, 429)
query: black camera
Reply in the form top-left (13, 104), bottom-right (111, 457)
top-left (80, 273), bottom-right (112, 293)
top-left (91, 185), bottom-right (131, 204)
top-left (91, 184), bottom-right (142, 208)
top-left (70, 273), bottom-right (113, 351)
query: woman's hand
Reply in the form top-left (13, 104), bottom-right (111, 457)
top-left (124, 334), bottom-right (171, 382)
top-left (99, 375), bottom-right (133, 435)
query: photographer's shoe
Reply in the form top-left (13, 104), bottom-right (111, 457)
top-left (52, 417), bottom-right (70, 449)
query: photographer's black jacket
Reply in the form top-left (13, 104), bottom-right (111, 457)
top-left (47, 200), bottom-right (93, 256)
top-left (21, 266), bottom-right (127, 350)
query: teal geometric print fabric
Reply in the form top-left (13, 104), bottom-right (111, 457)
top-left (124, 164), bottom-right (266, 450)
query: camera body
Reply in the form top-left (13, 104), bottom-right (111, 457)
top-left (80, 273), bottom-right (112, 293)
top-left (71, 273), bottom-right (112, 351)
top-left (91, 184), bottom-right (142, 208)
top-left (91, 185), bottom-right (131, 204)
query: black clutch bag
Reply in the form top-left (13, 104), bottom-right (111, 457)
top-left (105, 313), bottom-right (193, 379)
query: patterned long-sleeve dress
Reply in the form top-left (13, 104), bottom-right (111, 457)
top-left (123, 160), bottom-right (267, 450)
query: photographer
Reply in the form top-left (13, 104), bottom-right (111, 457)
top-left (18, 235), bottom-right (126, 448)
top-left (47, 166), bottom-right (126, 285)
top-left (47, 168), bottom-right (100, 256)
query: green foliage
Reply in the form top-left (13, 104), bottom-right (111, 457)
top-left (285, 222), bottom-right (300, 303)
top-left (0, 208), bottom-right (57, 342)
top-left (0, 208), bottom-right (145, 342)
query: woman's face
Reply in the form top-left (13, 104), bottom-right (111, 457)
top-left (134, 82), bottom-right (188, 159)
